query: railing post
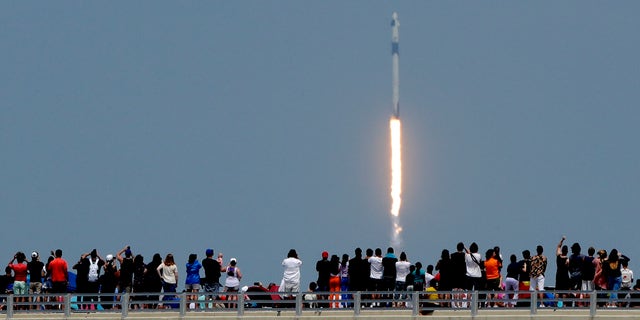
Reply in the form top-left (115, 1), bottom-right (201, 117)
top-left (121, 292), bottom-right (129, 319)
top-left (470, 291), bottom-right (478, 316)
top-left (590, 290), bottom-right (597, 317)
top-left (411, 292), bottom-right (419, 317)
top-left (530, 292), bottom-right (537, 315)
top-left (237, 292), bottom-right (244, 316)
top-left (295, 293), bottom-right (302, 317)
top-left (64, 294), bottom-right (71, 317)
top-left (7, 295), bottom-right (14, 319)
top-left (354, 291), bottom-right (361, 316)
top-left (179, 292), bottom-right (187, 318)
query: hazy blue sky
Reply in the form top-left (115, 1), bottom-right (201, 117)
top-left (2, 1), bottom-right (639, 289)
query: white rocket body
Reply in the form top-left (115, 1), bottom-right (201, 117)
top-left (391, 12), bottom-right (400, 118)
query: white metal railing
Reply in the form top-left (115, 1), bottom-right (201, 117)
top-left (1, 289), bottom-right (639, 318)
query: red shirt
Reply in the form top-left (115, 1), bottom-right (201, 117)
top-left (10, 263), bottom-right (28, 282)
top-left (48, 258), bottom-right (68, 282)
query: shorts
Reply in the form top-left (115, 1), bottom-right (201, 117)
top-left (13, 281), bottom-right (27, 295)
top-left (185, 283), bottom-right (201, 291)
top-left (51, 281), bottom-right (67, 294)
top-left (203, 282), bottom-right (221, 293)
top-left (29, 281), bottom-right (43, 294)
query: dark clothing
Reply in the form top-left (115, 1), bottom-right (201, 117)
top-left (581, 256), bottom-right (596, 281)
top-left (382, 254), bottom-right (398, 291)
top-left (73, 259), bottom-right (90, 293)
top-left (518, 259), bottom-right (531, 282)
top-left (119, 257), bottom-right (134, 289)
top-left (202, 258), bottom-right (222, 285)
top-left (100, 263), bottom-right (118, 309)
top-left (450, 251), bottom-right (467, 289)
top-left (28, 260), bottom-right (44, 283)
top-left (556, 256), bottom-right (570, 290)
top-left (437, 258), bottom-right (454, 291)
top-left (316, 259), bottom-right (332, 291)
top-left (348, 257), bottom-right (368, 291)
top-left (0, 275), bottom-right (13, 293)
top-left (506, 262), bottom-right (520, 280)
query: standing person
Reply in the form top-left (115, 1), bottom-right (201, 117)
top-left (348, 248), bottom-right (368, 302)
top-left (339, 254), bottom-right (350, 307)
top-left (465, 243), bottom-right (483, 291)
top-left (368, 248), bottom-right (384, 306)
top-left (117, 246), bottom-right (134, 295)
top-left (436, 249), bottom-right (453, 307)
top-left (27, 252), bottom-right (45, 310)
top-left (84, 250), bottom-right (104, 309)
top-left (555, 237), bottom-right (570, 302)
top-left (222, 258), bottom-right (242, 308)
top-left (144, 253), bottom-right (163, 309)
top-left (381, 248), bottom-right (397, 307)
top-left (518, 250), bottom-right (531, 292)
top-left (529, 245), bottom-right (547, 307)
top-left (484, 249), bottom-right (502, 307)
top-left (8, 252), bottom-right (28, 310)
top-left (48, 249), bottom-right (69, 299)
top-left (328, 255), bottom-right (341, 308)
top-left (100, 254), bottom-right (119, 310)
top-left (185, 253), bottom-right (202, 309)
top-left (315, 251), bottom-right (331, 307)
top-left (132, 254), bottom-right (146, 309)
top-left (157, 254), bottom-right (178, 293)
top-left (412, 262), bottom-right (426, 292)
top-left (602, 249), bottom-right (629, 307)
top-left (280, 249), bottom-right (302, 299)
top-left (72, 252), bottom-right (90, 309)
top-left (0, 267), bottom-right (14, 308)
top-left (450, 243), bottom-right (468, 308)
top-left (504, 254), bottom-right (520, 308)
top-left (594, 249), bottom-right (608, 290)
top-left (202, 249), bottom-right (223, 307)
top-left (395, 252), bottom-right (410, 306)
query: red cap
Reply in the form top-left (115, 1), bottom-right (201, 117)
top-left (322, 251), bottom-right (329, 258)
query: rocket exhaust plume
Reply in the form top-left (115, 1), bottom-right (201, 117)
top-left (390, 12), bottom-right (403, 248)
top-left (390, 117), bottom-right (403, 247)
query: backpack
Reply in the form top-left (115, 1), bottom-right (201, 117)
top-left (622, 268), bottom-right (633, 288)
top-left (88, 258), bottom-right (100, 282)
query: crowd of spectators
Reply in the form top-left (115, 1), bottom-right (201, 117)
top-left (1, 238), bottom-right (639, 311)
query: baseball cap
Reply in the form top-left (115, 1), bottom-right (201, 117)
top-left (106, 254), bottom-right (114, 262)
top-left (206, 249), bottom-right (214, 256)
top-left (31, 251), bottom-right (38, 258)
top-left (322, 251), bottom-right (329, 258)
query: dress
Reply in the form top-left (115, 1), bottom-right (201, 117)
top-left (280, 257), bottom-right (303, 293)
top-left (555, 256), bottom-right (570, 290)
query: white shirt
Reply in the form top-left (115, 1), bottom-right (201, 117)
top-left (368, 256), bottom-right (383, 280)
top-left (281, 257), bottom-right (302, 284)
top-left (465, 253), bottom-right (483, 278)
top-left (395, 261), bottom-right (411, 282)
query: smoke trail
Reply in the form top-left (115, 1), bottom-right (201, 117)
top-left (390, 117), bottom-right (403, 247)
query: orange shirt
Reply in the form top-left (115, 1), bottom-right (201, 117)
top-left (484, 257), bottom-right (501, 280)
top-left (48, 258), bottom-right (68, 282)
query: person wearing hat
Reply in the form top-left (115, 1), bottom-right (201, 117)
top-left (202, 249), bottom-right (223, 307)
top-left (85, 249), bottom-right (105, 308)
top-left (27, 251), bottom-right (45, 310)
top-left (315, 251), bottom-right (332, 308)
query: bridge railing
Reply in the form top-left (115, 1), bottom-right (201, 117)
top-left (1, 289), bottom-right (639, 318)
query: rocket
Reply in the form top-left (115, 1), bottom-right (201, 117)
top-left (391, 12), bottom-right (400, 118)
